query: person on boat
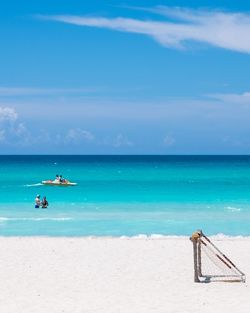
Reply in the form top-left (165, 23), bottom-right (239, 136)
top-left (59, 175), bottom-right (66, 183)
top-left (54, 174), bottom-right (60, 183)
top-left (35, 194), bottom-right (41, 208)
top-left (41, 196), bottom-right (49, 209)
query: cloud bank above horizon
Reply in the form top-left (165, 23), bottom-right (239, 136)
top-left (1, 87), bottom-right (250, 153)
top-left (40, 6), bottom-right (250, 54)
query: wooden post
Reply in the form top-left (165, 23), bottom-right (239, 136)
top-left (192, 240), bottom-right (200, 282)
top-left (197, 240), bottom-right (202, 277)
top-left (190, 230), bottom-right (202, 283)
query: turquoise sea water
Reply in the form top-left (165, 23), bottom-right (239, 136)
top-left (0, 155), bottom-right (250, 236)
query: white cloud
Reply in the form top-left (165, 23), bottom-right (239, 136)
top-left (222, 136), bottom-right (250, 148)
top-left (65, 128), bottom-right (95, 144)
top-left (210, 91), bottom-right (250, 104)
top-left (0, 106), bottom-right (33, 146)
top-left (0, 107), bottom-right (18, 122)
top-left (0, 87), bottom-right (99, 97)
top-left (163, 134), bottom-right (175, 147)
top-left (0, 109), bottom-right (97, 147)
top-left (41, 7), bottom-right (250, 53)
top-left (113, 134), bottom-right (134, 147)
top-left (0, 130), bottom-right (5, 142)
top-left (36, 129), bottom-right (52, 143)
top-left (13, 123), bottom-right (33, 146)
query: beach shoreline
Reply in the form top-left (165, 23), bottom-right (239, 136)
top-left (0, 236), bottom-right (249, 313)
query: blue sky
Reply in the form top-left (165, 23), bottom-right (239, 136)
top-left (1, 1), bottom-right (250, 154)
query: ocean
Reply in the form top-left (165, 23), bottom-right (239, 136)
top-left (0, 155), bottom-right (250, 237)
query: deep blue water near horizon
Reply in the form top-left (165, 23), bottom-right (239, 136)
top-left (0, 155), bottom-right (250, 236)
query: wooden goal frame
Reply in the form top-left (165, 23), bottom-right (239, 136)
top-left (190, 230), bottom-right (245, 283)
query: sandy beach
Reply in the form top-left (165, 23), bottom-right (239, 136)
top-left (0, 236), bottom-right (249, 313)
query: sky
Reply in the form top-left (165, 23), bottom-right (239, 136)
top-left (1, 0), bottom-right (250, 154)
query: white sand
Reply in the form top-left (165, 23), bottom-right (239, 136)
top-left (0, 236), bottom-right (249, 313)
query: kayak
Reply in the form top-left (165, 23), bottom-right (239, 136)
top-left (42, 180), bottom-right (77, 186)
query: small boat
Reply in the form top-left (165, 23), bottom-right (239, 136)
top-left (42, 180), bottom-right (77, 186)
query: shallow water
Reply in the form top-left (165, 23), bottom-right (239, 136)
top-left (0, 155), bottom-right (250, 236)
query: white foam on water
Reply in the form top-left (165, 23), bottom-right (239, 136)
top-left (118, 233), bottom-right (250, 240)
top-left (0, 217), bottom-right (9, 221)
top-left (24, 183), bottom-right (43, 187)
top-left (225, 206), bottom-right (242, 212)
top-left (210, 233), bottom-right (250, 241)
top-left (127, 234), bottom-right (188, 240)
top-left (0, 217), bottom-right (73, 222)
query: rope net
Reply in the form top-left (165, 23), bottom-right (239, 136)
top-left (191, 231), bottom-right (245, 283)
